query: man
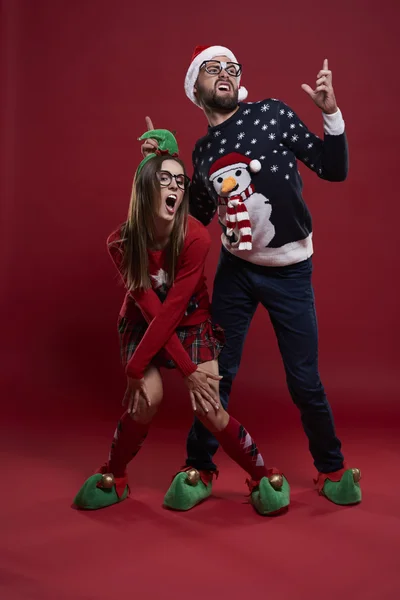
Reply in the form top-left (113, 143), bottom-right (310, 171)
top-left (143, 45), bottom-right (361, 515)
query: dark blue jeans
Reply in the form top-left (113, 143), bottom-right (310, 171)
top-left (186, 247), bottom-right (344, 474)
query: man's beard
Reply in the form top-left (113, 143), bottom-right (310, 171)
top-left (196, 81), bottom-right (239, 112)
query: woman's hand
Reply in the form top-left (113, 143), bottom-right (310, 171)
top-left (141, 116), bottom-right (159, 156)
top-left (184, 367), bottom-right (222, 414)
top-left (123, 377), bottom-right (151, 415)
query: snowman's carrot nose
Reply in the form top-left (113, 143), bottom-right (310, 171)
top-left (221, 176), bottom-right (237, 194)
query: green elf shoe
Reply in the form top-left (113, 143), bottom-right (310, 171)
top-left (248, 468), bottom-right (290, 516)
top-left (315, 467), bottom-right (362, 505)
top-left (73, 466), bottom-right (129, 510)
top-left (163, 467), bottom-right (215, 511)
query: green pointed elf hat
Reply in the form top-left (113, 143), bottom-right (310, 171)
top-left (136, 129), bottom-right (179, 176)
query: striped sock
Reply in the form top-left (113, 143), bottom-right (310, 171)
top-left (214, 416), bottom-right (268, 481)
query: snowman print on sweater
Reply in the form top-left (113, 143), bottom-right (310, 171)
top-left (209, 153), bottom-right (275, 251)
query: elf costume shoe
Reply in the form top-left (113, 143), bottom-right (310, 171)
top-left (315, 467), bottom-right (362, 505)
top-left (163, 467), bottom-right (216, 511)
top-left (73, 464), bottom-right (129, 510)
top-left (247, 468), bottom-right (290, 516)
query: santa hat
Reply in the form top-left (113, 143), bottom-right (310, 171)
top-left (209, 152), bottom-right (261, 181)
top-left (185, 45), bottom-right (248, 107)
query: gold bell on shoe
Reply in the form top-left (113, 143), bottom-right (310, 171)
top-left (351, 468), bottom-right (361, 483)
top-left (268, 474), bottom-right (283, 490)
top-left (186, 469), bottom-right (200, 486)
top-left (100, 473), bottom-right (115, 489)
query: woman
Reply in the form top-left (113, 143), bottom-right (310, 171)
top-left (73, 129), bottom-right (289, 516)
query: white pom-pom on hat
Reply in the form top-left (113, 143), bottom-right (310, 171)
top-left (238, 86), bottom-right (248, 102)
top-left (249, 159), bottom-right (262, 173)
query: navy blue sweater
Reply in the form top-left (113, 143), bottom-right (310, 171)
top-left (189, 99), bottom-right (348, 266)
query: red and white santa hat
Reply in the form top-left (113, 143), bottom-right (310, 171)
top-left (209, 152), bottom-right (261, 181)
top-left (185, 45), bottom-right (248, 107)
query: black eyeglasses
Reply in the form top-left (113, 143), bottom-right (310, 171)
top-left (200, 60), bottom-right (242, 77)
top-left (156, 170), bottom-right (191, 191)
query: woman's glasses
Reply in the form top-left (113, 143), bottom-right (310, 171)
top-left (156, 170), bottom-right (191, 191)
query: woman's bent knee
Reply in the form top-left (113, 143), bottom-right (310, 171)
top-left (131, 398), bottom-right (160, 425)
top-left (198, 406), bottom-right (229, 433)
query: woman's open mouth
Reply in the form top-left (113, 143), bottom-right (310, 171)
top-left (165, 194), bottom-right (177, 214)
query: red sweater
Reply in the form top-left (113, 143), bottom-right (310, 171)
top-left (107, 216), bottom-right (212, 379)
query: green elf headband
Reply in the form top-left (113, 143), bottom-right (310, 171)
top-left (136, 129), bottom-right (179, 176)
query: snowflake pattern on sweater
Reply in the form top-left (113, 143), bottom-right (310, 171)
top-left (189, 99), bottom-right (348, 266)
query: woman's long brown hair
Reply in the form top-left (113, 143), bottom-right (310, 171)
top-left (109, 154), bottom-right (189, 291)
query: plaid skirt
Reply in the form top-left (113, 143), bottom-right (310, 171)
top-left (118, 316), bottom-right (225, 370)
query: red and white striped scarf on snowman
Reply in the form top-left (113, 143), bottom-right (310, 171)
top-left (220, 183), bottom-right (254, 250)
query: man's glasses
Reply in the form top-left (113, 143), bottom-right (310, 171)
top-left (200, 60), bottom-right (242, 77)
top-left (156, 170), bottom-right (190, 191)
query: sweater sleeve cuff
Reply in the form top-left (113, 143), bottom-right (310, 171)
top-left (323, 108), bottom-right (345, 136)
top-left (177, 355), bottom-right (197, 378)
top-left (125, 362), bottom-right (143, 380)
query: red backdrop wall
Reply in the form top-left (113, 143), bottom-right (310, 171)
top-left (1, 0), bottom-right (399, 428)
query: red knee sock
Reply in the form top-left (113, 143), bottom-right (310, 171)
top-left (213, 416), bottom-right (268, 482)
top-left (107, 411), bottom-right (149, 477)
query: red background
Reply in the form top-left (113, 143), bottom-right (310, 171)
top-left (2, 2), bottom-right (400, 599)
top-left (2, 0), bottom-right (398, 426)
